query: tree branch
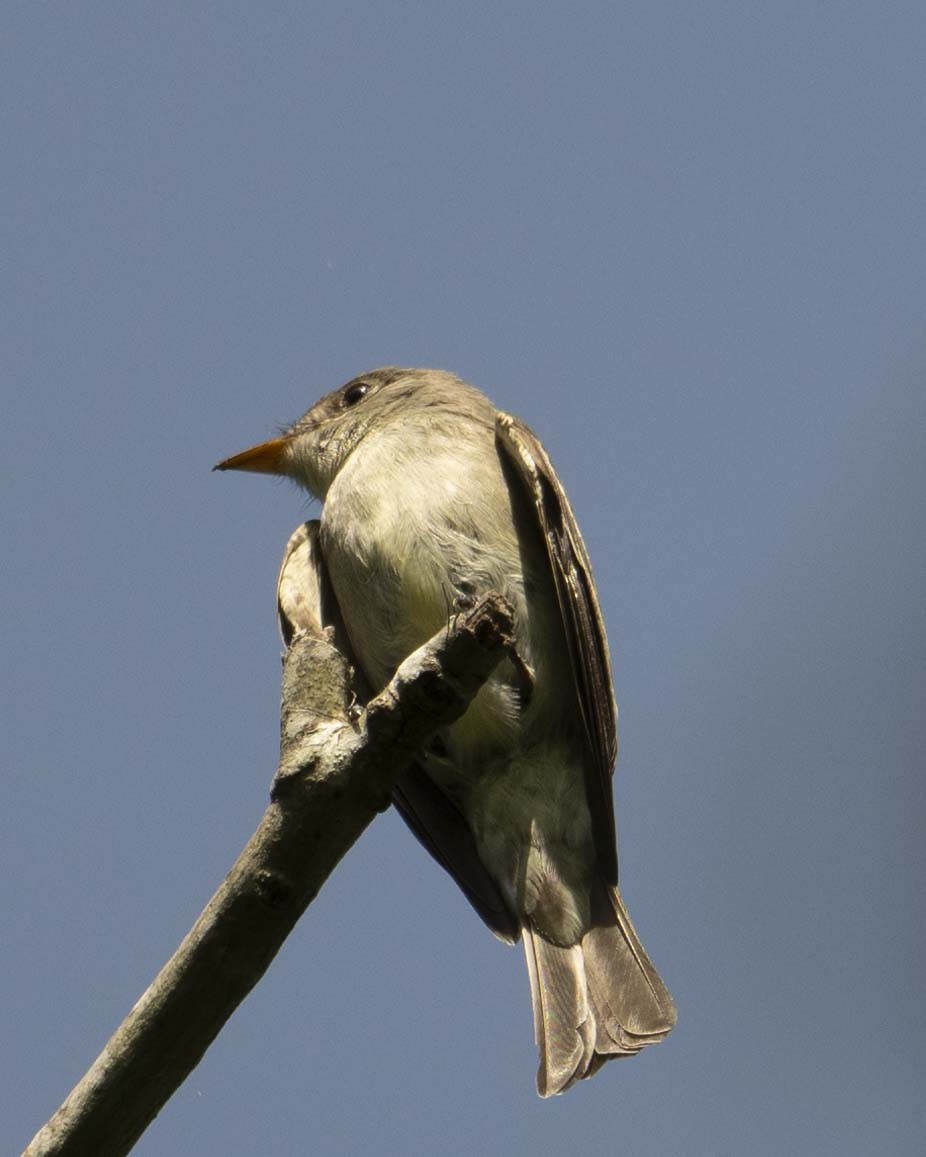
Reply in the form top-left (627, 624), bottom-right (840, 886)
top-left (23, 524), bottom-right (513, 1157)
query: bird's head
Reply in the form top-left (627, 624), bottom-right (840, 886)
top-left (213, 366), bottom-right (488, 498)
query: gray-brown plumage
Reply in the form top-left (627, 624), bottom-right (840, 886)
top-left (216, 367), bottom-right (676, 1094)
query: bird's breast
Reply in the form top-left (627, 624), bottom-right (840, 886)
top-left (320, 424), bottom-right (574, 761)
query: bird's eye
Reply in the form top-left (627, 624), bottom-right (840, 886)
top-left (343, 382), bottom-right (370, 407)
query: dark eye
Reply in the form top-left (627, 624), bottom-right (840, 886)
top-left (343, 382), bottom-right (370, 407)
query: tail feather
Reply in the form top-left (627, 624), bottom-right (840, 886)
top-left (523, 935), bottom-right (596, 1096)
top-left (524, 882), bottom-right (676, 1096)
top-left (583, 882), bottom-right (677, 1047)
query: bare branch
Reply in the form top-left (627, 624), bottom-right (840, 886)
top-left (23, 524), bottom-right (513, 1157)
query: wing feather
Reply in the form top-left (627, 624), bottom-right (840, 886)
top-left (496, 413), bottom-right (619, 882)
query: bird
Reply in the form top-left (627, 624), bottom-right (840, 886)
top-left (215, 367), bottom-right (676, 1095)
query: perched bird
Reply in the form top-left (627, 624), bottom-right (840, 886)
top-left (215, 367), bottom-right (675, 1094)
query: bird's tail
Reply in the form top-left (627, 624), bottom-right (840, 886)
top-left (522, 880), bottom-right (676, 1096)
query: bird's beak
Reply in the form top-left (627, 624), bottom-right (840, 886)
top-left (213, 435), bottom-right (293, 475)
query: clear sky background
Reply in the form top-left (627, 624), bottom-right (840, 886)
top-left (3, 4), bottom-right (924, 1155)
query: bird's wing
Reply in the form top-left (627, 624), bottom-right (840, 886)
top-left (496, 412), bottom-right (619, 882)
top-left (276, 521), bottom-right (326, 643)
top-left (392, 765), bottom-right (521, 943)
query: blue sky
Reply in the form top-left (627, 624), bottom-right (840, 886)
top-left (3, 4), bottom-right (924, 1155)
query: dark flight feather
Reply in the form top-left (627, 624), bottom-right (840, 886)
top-left (495, 411), bottom-right (619, 883)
